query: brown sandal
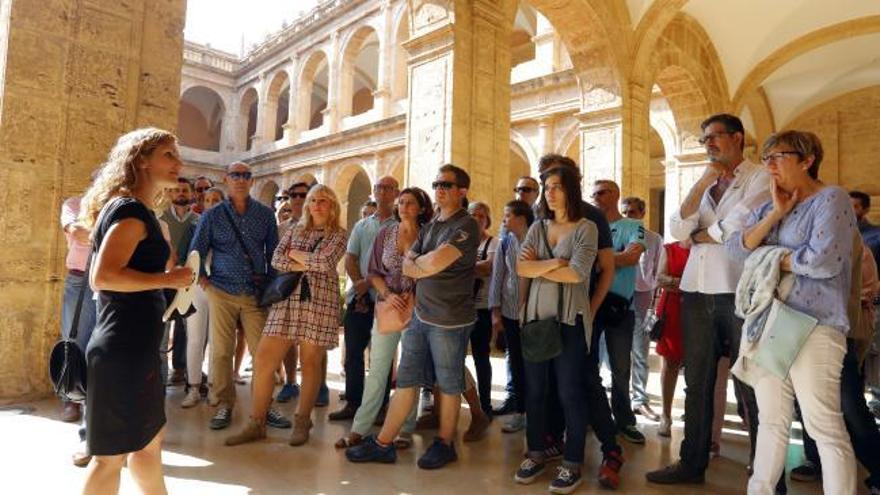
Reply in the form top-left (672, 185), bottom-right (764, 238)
top-left (334, 433), bottom-right (363, 449)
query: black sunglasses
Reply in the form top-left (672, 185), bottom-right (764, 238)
top-left (228, 171), bottom-right (252, 180)
top-left (275, 195), bottom-right (289, 202)
top-left (289, 192), bottom-right (307, 199)
top-left (514, 186), bottom-right (537, 194)
top-left (431, 180), bottom-right (457, 190)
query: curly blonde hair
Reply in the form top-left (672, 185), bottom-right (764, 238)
top-left (298, 184), bottom-right (343, 233)
top-left (79, 128), bottom-right (177, 229)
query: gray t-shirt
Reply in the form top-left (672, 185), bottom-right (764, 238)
top-left (412, 208), bottom-right (480, 327)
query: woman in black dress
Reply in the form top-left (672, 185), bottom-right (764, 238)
top-left (79, 128), bottom-right (192, 494)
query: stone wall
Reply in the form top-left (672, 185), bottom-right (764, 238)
top-left (0, 0), bottom-right (186, 402)
top-left (788, 85), bottom-right (880, 224)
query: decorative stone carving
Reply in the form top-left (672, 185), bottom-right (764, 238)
top-left (406, 57), bottom-right (448, 192)
top-left (411, 0), bottom-right (452, 35)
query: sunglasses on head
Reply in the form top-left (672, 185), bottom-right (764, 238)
top-left (431, 180), bottom-right (457, 191)
top-left (228, 171), bottom-right (252, 180)
top-left (289, 192), bottom-right (307, 199)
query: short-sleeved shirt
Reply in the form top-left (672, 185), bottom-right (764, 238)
top-left (609, 217), bottom-right (647, 300)
top-left (411, 208), bottom-right (480, 327)
top-left (347, 213), bottom-right (396, 298)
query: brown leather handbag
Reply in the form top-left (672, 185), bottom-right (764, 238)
top-left (375, 292), bottom-right (415, 334)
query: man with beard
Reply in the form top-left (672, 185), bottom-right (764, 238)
top-left (160, 177), bottom-right (201, 385)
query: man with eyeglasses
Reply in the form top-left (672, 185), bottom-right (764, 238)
top-left (347, 164), bottom-right (479, 470)
top-left (330, 176), bottom-right (399, 421)
top-left (192, 176), bottom-right (214, 215)
top-left (189, 162), bottom-right (284, 431)
top-left (620, 196), bottom-right (663, 423)
top-left (647, 113), bottom-right (770, 485)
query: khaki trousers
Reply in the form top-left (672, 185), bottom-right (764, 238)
top-left (206, 285), bottom-right (267, 408)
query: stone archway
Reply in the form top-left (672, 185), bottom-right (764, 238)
top-left (256, 180), bottom-right (280, 208)
top-left (177, 86), bottom-right (225, 151)
top-left (297, 50), bottom-right (330, 132)
top-left (239, 87), bottom-right (259, 151)
top-left (340, 25), bottom-right (380, 118)
top-left (266, 70), bottom-right (290, 142)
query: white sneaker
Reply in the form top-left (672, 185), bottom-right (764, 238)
top-left (181, 388), bottom-right (201, 408)
top-left (502, 413), bottom-right (526, 433)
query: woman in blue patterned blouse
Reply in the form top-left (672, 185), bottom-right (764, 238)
top-left (727, 130), bottom-right (857, 494)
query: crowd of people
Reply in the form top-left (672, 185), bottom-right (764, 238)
top-left (57, 113), bottom-right (880, 495)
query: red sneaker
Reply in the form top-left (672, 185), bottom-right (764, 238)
top-left (598, 449), bottom-right (625, 489)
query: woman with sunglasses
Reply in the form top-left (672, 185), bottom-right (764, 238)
top-left (727, 130), bottom-right (857, 494)
top-left (514, 165), bottom-right (598, 493)
top-left (225, 185), bottom-right (347, 447)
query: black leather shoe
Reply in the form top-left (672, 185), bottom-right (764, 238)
top-left (328, 405), bottom-right (358, 421)
top-left (646, 462), bottom-right (705, 484)
top-left (491, 398), bottom-right (516, 416)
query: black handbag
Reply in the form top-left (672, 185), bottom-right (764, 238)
top-left (595, 291), bottom-right (632, 328)
top-left (258, 235), bottom-right (322, 307)
top-left (49, 254), bottom-right (92, 404)
top-left (642, 288), bottom-right (665, 342)
top-left (521, 222), bottom-right (564, 363)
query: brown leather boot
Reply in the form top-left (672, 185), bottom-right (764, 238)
top-left (224, 419), bottom-right (266, 446)
top-left (289, 414), bottom-right (313, 446)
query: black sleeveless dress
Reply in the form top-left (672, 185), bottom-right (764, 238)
top-left (86, 197), bottom-right (169, 455)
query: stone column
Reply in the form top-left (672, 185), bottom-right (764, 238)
top-left (576, 108), bottom-right (623, 189)
top-left (0, 0), bottom-right (187, 401)
top-left (374, 1), bottom-right (394, 118)
top-left (221, 97), bottom-right (240, 155)
top-left (325, 33), bottom-right (341, 133)
top-left (252, 74), bottom-right (269, 150)
top-left (283, 59), bottom-right (299, 144)
top-left (404, 0), bottom-right (515, 223)
top-left (533, 12), bottom-right (562, 73)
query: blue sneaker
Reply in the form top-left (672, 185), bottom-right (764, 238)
top-left (417, 438), bottom-right (457, 470)
top-left (276, 383), bottom-right (299, 403)
top-left (315, 383), bottom-right (330, 407)
top-left (514, 457), bottom-right (546, 484)
top-left (549, 466), bottom-right (583, 494)
top-left (266, 408), bottom-right (291, 429)
top-left (345, 435), bottom-right (397, 464)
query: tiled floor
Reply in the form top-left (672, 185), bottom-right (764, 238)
top-left (0, 348), bottom-right (859, 494)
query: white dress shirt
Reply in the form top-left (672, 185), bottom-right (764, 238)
top-left (635, 228), bottom-right (663, 292)
top-left (669, 159), bottom-right (771, 294)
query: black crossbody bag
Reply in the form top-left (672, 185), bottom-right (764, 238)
top-left (520, 222), bottom-right (564, 362)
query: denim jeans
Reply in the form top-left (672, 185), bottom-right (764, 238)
top-left (524, 317), bottom-right (589, 466)
top-left (585, 320), bottom-right (623, 455)
top-left (351, 322), bottom-right (417, 436)
top-left (801, 338), bottom-right (880, 489)
top-left (470, 309), bottom-right (493, 415)
top-left (61, 272), bottom-right (97, 352)
top-left (596, 310), bottom-right (637, 428)
top-left (396, 315), bottom-right (473, 395)
top-left (631, 290), bottom-right (653, 408)
top-left (343, 303), bottom-right (375, 407)
top-left (502, 316), bottom-right (526, 414)
top-left (679, 292), bottom-right (759, 474)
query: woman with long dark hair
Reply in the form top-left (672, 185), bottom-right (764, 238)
top-left (335, 187), bottom-right (433, 448)
top-left (514, 165), bottom-right (597, 493)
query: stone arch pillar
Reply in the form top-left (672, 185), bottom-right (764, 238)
top-left (404, 0), bottom-right (515, 226)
